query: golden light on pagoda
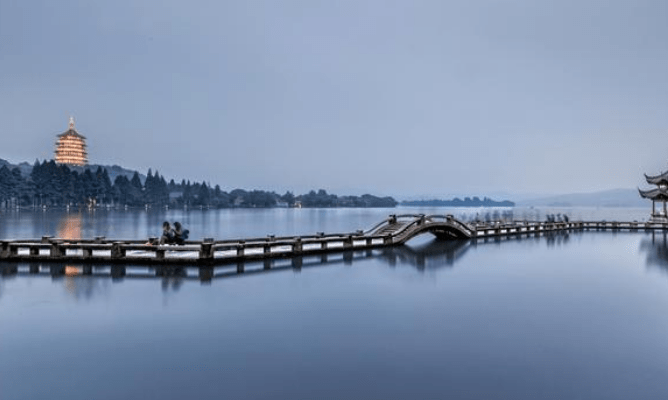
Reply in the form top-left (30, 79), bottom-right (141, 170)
top-left (54, 116), bottom-right (88, 166)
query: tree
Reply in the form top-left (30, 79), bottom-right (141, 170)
top-left (197, 182), bottom-right (210, 206)
top-left (281, 191), bottom-right (295, 207)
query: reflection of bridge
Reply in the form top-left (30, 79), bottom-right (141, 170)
top-left (640, 231), bottom-right (668, 269)
top-left (0, 231), bottom-right (576, 287)
top-left (0, 214), bottom-right (666, 267)
top-left (377, 239), bottom-right (472, 270)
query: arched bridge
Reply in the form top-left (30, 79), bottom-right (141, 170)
top-left (365, 214), bottom-right (474, 243)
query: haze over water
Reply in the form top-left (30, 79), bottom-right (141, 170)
top-left (2, 208), bottom-right (668, 399)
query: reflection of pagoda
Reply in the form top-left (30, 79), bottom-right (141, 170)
top-left (639, 170), bottom-right (668, 222)
top-left (54, 117), bottom-right (88, 166)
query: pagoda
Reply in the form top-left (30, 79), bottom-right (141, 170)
top-left (639, 170), bottom-right (668, 222)
top-left (54, 117), bottom-right (88, 166)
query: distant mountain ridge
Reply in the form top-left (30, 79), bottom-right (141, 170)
top-left (517, 189), bottom-right (646, 208)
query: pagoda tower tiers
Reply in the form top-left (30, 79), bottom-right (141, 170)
top-left (54, 117), bottom-right (88, 166)
top-left (639, 170), bottom-right (668, 222)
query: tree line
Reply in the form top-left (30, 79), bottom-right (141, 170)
top-left (401, 196), bottom-right (515, 207)
top-left (0, 160), bottom-right (397, 209)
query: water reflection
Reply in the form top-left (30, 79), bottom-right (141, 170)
top-left (640, 231), bottom-right (668, 271)
top-left (57, 213), bottom-right (82, 240)
top-left (0, 238), bottom-right (475, 296)
top-left (58, 213), bottom-right (91, 298)
top-left (63, 272), bottom-right (110, 300)
top-left (379, 239), bottom-right (471, 270)
top-left (0, 230), bottom-right (583, 302)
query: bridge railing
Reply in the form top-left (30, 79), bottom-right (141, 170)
top-left (5, 217), bottom-right (668, 265)
top-left (0, 231), bottom-right (394, 264)
top-left (425, 215), bottom-right (475, 236)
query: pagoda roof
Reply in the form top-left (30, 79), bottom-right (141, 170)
top-left (639, 187), bottom-right (668, 201)
top-left (645, 171), bottom-right (668, 185)
top-left (57, 128), bottom-right (86, 140)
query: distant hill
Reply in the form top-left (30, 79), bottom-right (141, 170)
top-left (402, 197), bottom-right (515, 207)
top-left (0, 159), bottom-right (33, 177)
top-left (517, 189), bottom-right (646, 208)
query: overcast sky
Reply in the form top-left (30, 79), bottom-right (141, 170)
top-left (1, 0), bottom-right (667, 199)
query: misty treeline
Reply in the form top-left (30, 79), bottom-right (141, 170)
top-left (402, 197), bottom-right (515, 207)
top-left (0, 160), bottom-right (397, 209)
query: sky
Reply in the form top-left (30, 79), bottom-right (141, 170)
top-left (1, 0), bottom-right (667, 199)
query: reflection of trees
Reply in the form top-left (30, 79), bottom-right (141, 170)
top-left (640, 231), bottom-right (668, 270)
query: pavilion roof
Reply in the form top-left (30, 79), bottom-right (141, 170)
top-left (645, 171), bottom-right (668, 185)
top-left (57, 128), bottom-right (87, 140)
top-left (639, 187), bottom-right (668, 201)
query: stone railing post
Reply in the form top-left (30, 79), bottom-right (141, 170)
top-left (29, 246), bottom-right (40, 256)
top-left (111, 242), bottom-right (126, 259)
top-left (293, 238), bottom-right (302, 254)
top-left (343, 235), bottom-right (353, 250)
top-left (199, 239), bottom-right (214, 261)
top-left (50, 241), bottom-right (65, 258)
top-left (83, 247), bottom-right (93, 258)
top-left (0, 241), bottom-right (9, 258)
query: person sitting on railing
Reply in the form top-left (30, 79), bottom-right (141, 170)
top-left (172, 222), bottom-right (189, 245)
top-left (159, 221), bottom-right (175, 245)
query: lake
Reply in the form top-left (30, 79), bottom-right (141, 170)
top-left (2, 206), bottom-right (668, 399)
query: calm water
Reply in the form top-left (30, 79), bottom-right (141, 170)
top-left (2, 207), bottom-right (668, 399)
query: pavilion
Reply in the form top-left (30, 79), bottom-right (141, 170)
top-left (639, 170), bottom-right (668, 222)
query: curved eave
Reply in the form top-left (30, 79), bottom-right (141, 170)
top-left (639, 187), bottom-right (668, 201)
top-left (57, 129), bottom-right (87, 139)
top-left (645, 172), bottom-right (668, 185)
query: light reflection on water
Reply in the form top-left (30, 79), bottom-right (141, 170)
top-left (3, 209), bottom-right (668, 399)
top-left (0, 206), bottom-right (652, 241)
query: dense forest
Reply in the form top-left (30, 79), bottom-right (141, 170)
top-left (0, 160), bottom-right (397, 209)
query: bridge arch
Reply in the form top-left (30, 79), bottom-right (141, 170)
top-left (366, 214), bottom-right (473, 244)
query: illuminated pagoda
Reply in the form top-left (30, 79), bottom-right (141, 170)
top-left (54, 117), bottom-right (88, 166)
top-left (639, 169), bottom-right (668, 222)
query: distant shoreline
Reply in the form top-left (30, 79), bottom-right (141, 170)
top-left (0, 158), bottom-right (398, 209)
top-left (401, 197), bottom-right (515, 207)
